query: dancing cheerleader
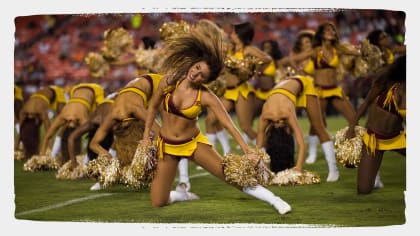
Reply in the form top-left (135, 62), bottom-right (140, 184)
top-left (67, 93), bottom-right (117, 171)
top-left (346, 55), bottom-right (405, 194)
top-left (17, 84), bottom-right (66, 160)
top-left (142, 21), bottom-right (291, 215)
top-left (256, 73), bottom-right (335, 179)
top-left (220, 21), bottom-right (273, 145)
top-left (38, 83), bottom-right (104, 166)
top-left (88, 73), bottom-right (162, 190)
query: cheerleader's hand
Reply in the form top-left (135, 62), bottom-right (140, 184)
top-left (245, 148), bottom-right (260, 166)
top-left (293, 165), bottom-right (303, 173)
top-left (98, 152), bottom-right (112, 161)
top-left (345, 127), bottom-right (356, 140)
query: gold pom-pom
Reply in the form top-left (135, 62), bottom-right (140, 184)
top-left (360, 38), bottom-right (385, 73)
top-left (134, 48), bottom-right (161, 73)
top-left (334, 126), bottom-right (366, 168)
top-left (86, 155), bottom-right (121, 189)
top-left (113, 119), bottom-right (145, 167)
top-left (56, 154), bottom-right (88, 180)
top-left (222, 148), bottom-right (273, 187)
top-left (159, 20), bottom-right (191, 41)
top-left (206, 74), bottom-right (226, 97)
top-left (23, 153), bottom-right (60, 172)
top-left (120, 141), bottom-right (158, 189)
top-left (84, 52), bottom-right (110, 78)
top-left (101, 27), bottom-right (134, 60)
top-left (224, 55), bottom-right (260, 82)
top-left (270, 168), bottom-right (321, 186)
top-left (14, 149), bottom-right (25, 161)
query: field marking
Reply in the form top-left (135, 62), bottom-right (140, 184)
top-left (15, 193), bottom-right (114, 217)
top-left (16, 171), bottom-right (210, 217)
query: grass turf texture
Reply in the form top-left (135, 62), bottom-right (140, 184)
top-left (13, 116), bottom-right (406, 226)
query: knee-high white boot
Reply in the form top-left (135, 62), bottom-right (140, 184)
top-left (176, 158), bottom-right (191, 191)
top-left (242, 185), bottom-right (291, 215)
top-left (305, 135), bottom-right (319, 164)
top-left (216, 129), bottom-right (231, 155)
top-left (321, 141), bottom-right (339, 182)
top-left (51, 136), bottom-right (62, 158)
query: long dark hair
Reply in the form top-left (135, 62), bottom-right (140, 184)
top-left (265, 126), bottom-right (295, 172)
top-left (313, 21), bottom-right (339, 47)
top-left (293, 30), bottom-right (315, 53)
top-left (233, 22), bottom-right (254, 46)
top-left (261, 39), bottom-right (283, 60)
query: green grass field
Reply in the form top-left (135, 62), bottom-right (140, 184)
top-left (13, 116), bottom-right (406, 226)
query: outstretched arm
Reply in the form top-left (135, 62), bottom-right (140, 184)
top-left (40, 115), bottom-right (65, 155)
top-left (68, 121), bottom-right (94, 168)
top-left (347, 81), bottom-right (383, 139)
top-left (256, 114), bottom-right (270, 149)
top-left (143, 78), bottom-right (166, 143)
top-left (89, 113), bottom-right (116, 159)
top-left (286, 112), bottom-right (306, 172)
top-left (203, 91), bottom-right (249, 154)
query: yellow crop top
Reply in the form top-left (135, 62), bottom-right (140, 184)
top-left (163, 82), bottom-right (202, 120)
top-left (70, 83), bottom-right (105, 111)
top-left (315, 48), bottom-right (339, 69)
top-left (14, 85), bottom-right (23, 101)
top-left (303, 59), bottom-right (315, 75)
top-left (262, 60), bottom-right (277, 77)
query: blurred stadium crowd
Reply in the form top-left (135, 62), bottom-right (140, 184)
top-left (14, 10), bottom-right (405, 100)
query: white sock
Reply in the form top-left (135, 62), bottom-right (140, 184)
top-left (169, 190), bottom-right (188, 203)
top-left (206, 133), bottom-right (217, 146)
top-left (15, 123), bottom-right (20, 135)
top-left (109, 148), bottom-right (117, 158)
top-left (242, 185), bottom-right (279, 205)
top-left (51, 136), bottom-right (62, 158)
top-left (321, 141), bottom-right (338, 172)
top-left (251, 138), bottom-right (256, 146)
top-left (83, 154), bottom-right (90, 165)
top-left (178, 158), bottom-right (189, 184)
top-left (242, 132), bottom-right (250, 145)
top-left (306, 135), bottom-right (319, 163)
top-left (216, 130), bottom-right (231, 155)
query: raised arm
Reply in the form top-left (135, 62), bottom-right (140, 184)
top-left (277, 49), bottom-right (314, 67)
top-left (245, 45), bottom-right (273, 64)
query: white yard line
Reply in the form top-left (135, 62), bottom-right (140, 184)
top-left (16, 171), bottom-right (211, 217)
top-left (15, 193), bottom-right (114, 217)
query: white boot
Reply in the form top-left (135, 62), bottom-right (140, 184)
top-left (374, 171), bottom-right (384, 189)
top-left (216, 130), bottom-right (231, 155)
top-left (176, 158), bottom-right (191, 191)
top-left (109, 148), bottom-right (117, 158)
top-left (305, 135), bottom-right (319, 164)
top-left (83, 154), bottom-right (90, 166)
top-left (90, 182), bottom-right (101, 191)
top-left (169, 190), bottom-right (199, 204)
top-left (51, 136), bottom-right (62, 158)
top-left (321, 141), bottom-right (339, 182)
top-left (15, 123), bottom-right (20, 135)
top-left (243, 185), bottom-right (291, 215)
